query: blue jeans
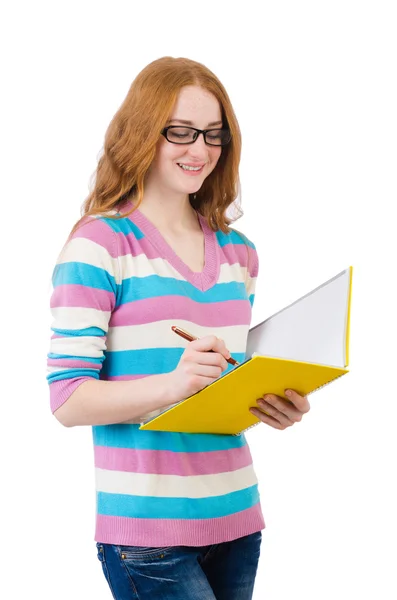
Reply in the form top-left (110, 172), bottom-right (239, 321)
top-left (96, 531), bottom-right (262, 599)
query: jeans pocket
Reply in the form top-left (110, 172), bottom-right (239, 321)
top-left (118, 545), bottom-right (175, 561)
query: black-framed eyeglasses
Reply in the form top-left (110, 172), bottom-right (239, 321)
top-left (161, 126), bottom-right (231, 146)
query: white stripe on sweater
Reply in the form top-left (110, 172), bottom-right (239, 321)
top-left (58, 237), bottom-right (118, 280)
top-left (50, 334), bottom-right (106, 358)
top-left (107, 320), bottom-right (248, 352)
top-left (51, 307), bottom-right (111, 334)
top-left (95, 465), bottom-right (257, 498)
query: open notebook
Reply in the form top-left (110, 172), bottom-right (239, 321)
top-left (140, 267), bottom-right (353, 435)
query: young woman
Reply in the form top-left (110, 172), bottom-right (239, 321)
top-left (48, 56), bottom-right (310, 600)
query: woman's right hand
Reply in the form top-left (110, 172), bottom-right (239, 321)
top-left (167, 335), bottom-right (231, 403)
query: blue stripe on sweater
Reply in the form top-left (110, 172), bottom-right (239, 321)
top-left (100, 349), bottom-right (246, 377)
top-left (52, 265), bottom-right (247, 305)
top-left (100, 216), bottom-right (145, 238)
top-left (52, 262), bottom-right (117, 293)
top-left (101, 347), bottom-right (182, 376)
top-left (97, 485), bottom-right (259, 519)
top-left (52, 326), bottom-right (106, 337)
top-left (216, 229), bottom-right (256, 249)
top-left (47, 353), bottom-right (104, 364)
top-left (118, 277), bottom-right (247, 306)
top-left (47, 368), bottom-right (100, 383)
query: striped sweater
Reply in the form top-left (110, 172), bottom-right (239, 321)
top-left (47, 204), bottom-right (265, 547)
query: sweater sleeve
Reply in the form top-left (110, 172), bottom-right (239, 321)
top-left (47, 217), bottom-right (120, 413)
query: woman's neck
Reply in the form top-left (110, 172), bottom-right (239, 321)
top-left (133, 190), bottom-right (200, 234)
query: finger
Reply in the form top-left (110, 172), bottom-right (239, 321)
top-left (190, 363), bottom-right (224, 379)
top-left (261, 394), bottom-right (304, 423)
top-left (190, 336), bottom-right (231, 361)
top-left (249, 407), bottom-right (289, 430)
top-left (189, 350), bottom-right (228, 371)
top-left (211, 337), bottom-right (231, 360)
top-left (285, 389), bottom-right (311, 414)
top-left (256, 399), bottom-right (296, 427)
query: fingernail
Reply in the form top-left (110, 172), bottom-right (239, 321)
top-left (285, 389), bottom-right (292, 397)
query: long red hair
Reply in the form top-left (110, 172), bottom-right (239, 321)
top-left (75, 57), bottom-right (242, 234)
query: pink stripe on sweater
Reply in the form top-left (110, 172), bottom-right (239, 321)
top-left (71, 216), bottom-right (255, 273)
top-left (73, 218), bottom-right (119, 257)
top-left (109, 297), bottom-right (251, 327)
top-left (117, 233), bottom-right (162, 259)
top-left (94, 445), bottom-right (253, 476)
top-left (247, 245), bottom-right (259, 277)
top-left (95, 505), bottom-right (265, 547)
top-left (49, 374), bottom-right (145, 411)
top-left (51, 284), bottom-right (115, 311)
top-left (49, 377), bottom-right (91, 412)
top-left (48, 358), bottom-right (101, 369)
top-left (71, 216), bottom-right (160, 261)
top-left (51, 333), bottom-right (107, 341)
top-left (219, 243), bottom-right (249, 268)
top-left (219, 244), bottom-right (258, 277)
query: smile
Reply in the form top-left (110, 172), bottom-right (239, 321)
top-left (177, 163), bottom-right (205, 174)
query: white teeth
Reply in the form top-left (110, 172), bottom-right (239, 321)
top-left (178, 163), bottom-right (203, 171)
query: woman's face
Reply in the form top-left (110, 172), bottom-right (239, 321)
top-left (147, 85), bottom-right (223, 198)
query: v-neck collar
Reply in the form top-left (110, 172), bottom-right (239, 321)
top-left (125, 204), bottom-right (220, 292)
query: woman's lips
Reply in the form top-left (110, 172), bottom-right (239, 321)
top-left (177, 163), bottom-right (205, 176)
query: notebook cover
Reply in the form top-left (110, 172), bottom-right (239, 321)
top-left (139, 356), bottom-right (348, 435)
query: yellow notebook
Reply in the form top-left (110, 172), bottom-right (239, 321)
top-left (140, 267), bottom-right (353, 436)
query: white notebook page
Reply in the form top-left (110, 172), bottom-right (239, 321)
top-left (246, 268), bottom-right (351, 368)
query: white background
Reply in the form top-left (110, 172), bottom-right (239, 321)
top-left (1, 1), bottom-right (396, 598)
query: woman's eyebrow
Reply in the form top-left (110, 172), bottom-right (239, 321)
top-left (167, 118), bottom-right (223, 127)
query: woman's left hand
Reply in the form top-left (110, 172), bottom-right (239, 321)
top-left (249, 389), bottom-right (310, 430)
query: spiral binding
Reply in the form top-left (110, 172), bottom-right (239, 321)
top-left (235, 370), bottom-right (348, 436)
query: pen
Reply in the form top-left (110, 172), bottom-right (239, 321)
top-left (171, 326), bottom-right (239, 366)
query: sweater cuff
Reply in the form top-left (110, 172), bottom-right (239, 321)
top-left (49, 377), bottom-right (92, 413)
